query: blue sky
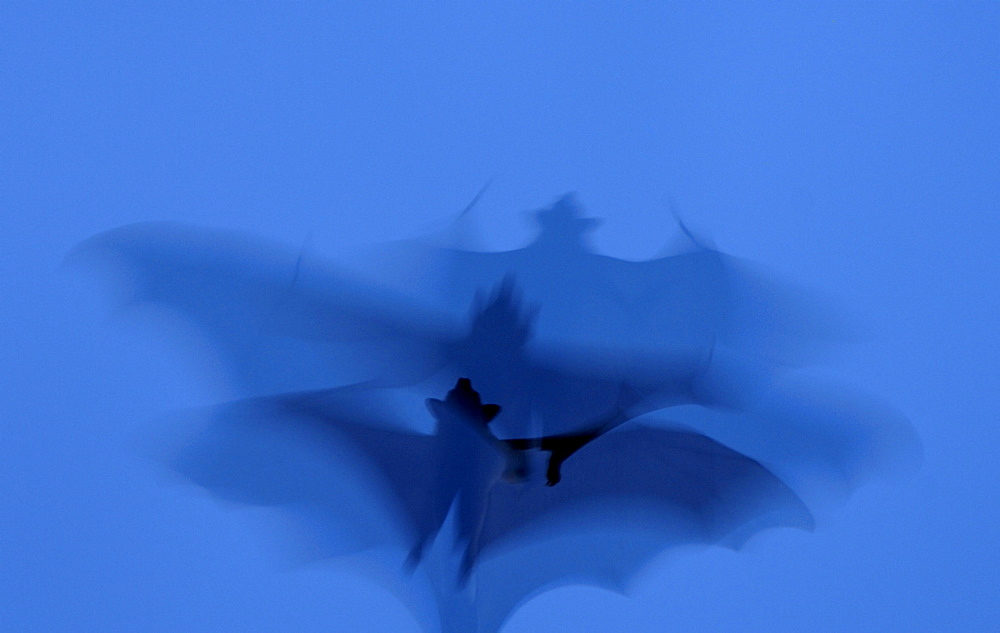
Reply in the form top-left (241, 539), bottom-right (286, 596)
top-left (3, 3), bottom-right (997, 632)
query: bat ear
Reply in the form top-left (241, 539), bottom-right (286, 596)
top-left (481, 404), bottom-right (501, 423)
top-left (426, 398), bottom-right (445, 419)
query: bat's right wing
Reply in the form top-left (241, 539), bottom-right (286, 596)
top-left (471, 422), bottom-right (814, 632)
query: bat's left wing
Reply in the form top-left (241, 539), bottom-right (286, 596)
top-left (70, 222), bottom-right (458, 396)
top-left (471, 422), bottom-right (813, 632)
top-left (164, 386), bottom-right (443, 560)
top-left (482, 423), bottom-right (813, 554)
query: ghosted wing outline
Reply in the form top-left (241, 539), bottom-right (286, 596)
top-left (72, 222), bottom-right (721, 440)
top-left (379, 193), bottom-right (851, 364)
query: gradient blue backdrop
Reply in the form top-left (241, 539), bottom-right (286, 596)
top-left (3, 3), bottom-right (997, 631)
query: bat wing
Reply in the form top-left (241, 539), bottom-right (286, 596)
top-left (70, 222), bottom-right (457, 397)
top-left (482, 423), bottom-right (813, 552)
top-left (607, 237), bottom-right (853, 363)
top-left (400, 243), bottom-right (645, 349)
top-left (471, 422), bottom-right (813, 631)
top-left (371, 197), bottom-right (849, 363)
top-left (165, 387), bottom-right (441, 560)
top-left (70, 222), bottom-right (746, 439)
top-left (439, 240), bottom-right (845, 360)
top-left (439, 278), bottom-right (718, 440)
top-left (516, 340), bottom-right (719, 438)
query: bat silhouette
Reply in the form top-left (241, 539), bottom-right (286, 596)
top-left (167, 375), bottom-right (813, 633)
top-left (70, 222), bottom-right (735, 442)
top-left (371, 193), bottom-right (850, 365)
top-left (70, 216), bottom-right (905, 478)
top-left (71, 206), bottom-right (917, 633)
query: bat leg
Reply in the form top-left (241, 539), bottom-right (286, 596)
top-left (458, 549), bottom-right (476, 588)
top-left (453, 481), bottom-right (494, 586)
top-left (457, 522), bottom-right (484, 588)
top-left (543, 431), bottom-right (602, 486)
top-left (502, 449), bottom-right (531, 482)
top-left (404, 538), bottom-right (428, 572)
top-left (405, 511), bottom-right (448, 572)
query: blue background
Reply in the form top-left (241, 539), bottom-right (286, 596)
top-left (3, 3), bottom-right (997, 631)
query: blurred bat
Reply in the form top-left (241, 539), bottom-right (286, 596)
top-left (72, 216), bottom-right (914, 508)
top-left (70, 223), bottom-right (728, 440)
top-left (369, 193), bottom-right (853, 364)
top-left (72, 208), bottom-right (917, 633)
top-left (169, 377), bottom-right (813, 633)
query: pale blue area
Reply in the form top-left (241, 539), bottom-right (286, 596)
top-left (2, 3), bottom-right (997, 632)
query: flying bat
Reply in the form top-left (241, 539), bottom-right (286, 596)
top-left (71, 208), bottom-right (918, 632)
top-left (70, 221), bottom-right (736, 441)
top-left (70, 217), bottom-right (906, 469)
top-left (369, 192), bottom-right (853, 365)
top-left (166, 376), bottom-right (814, 633)
top-left (71, 215), bottom-right (915, 499)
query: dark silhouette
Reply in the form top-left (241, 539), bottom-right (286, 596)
top-left (504, 427), bottom-right (602, 486)
top-left (69, 200), bottom-right (919, 633)
top-left (163, 374), bottom-right (814, 631)
top-left (69, 224), bottom-right (722, 441)
top-left (407, 377), bottom-right (505, 575)
top-left (376, 193), bottom-right (852, 365)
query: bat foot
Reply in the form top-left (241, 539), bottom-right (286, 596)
top-left (545, 462), bottom-right (563, 486)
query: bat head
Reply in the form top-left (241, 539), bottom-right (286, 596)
top-left (426, 377), bottom-right (501, 428)
top-left (532, 193), bottom-right (603, 236)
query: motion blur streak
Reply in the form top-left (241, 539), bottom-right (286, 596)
top-left (71, 195), bottom-right (919, 632)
